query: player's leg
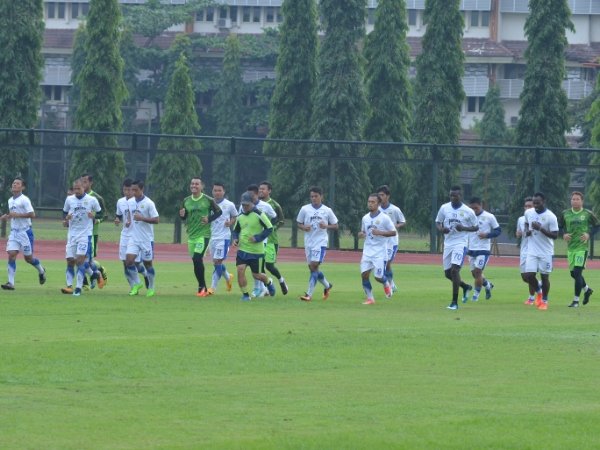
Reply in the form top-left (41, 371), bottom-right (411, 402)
top-left (190, 238), bottom-right (208, 296)
top-left (250, 258), bottom-right (276, 296)
top-left (2, 249), bottom-right (18, 290)
top-left (235, 254), bottom-right (251, 301)
top-left (361, 260), bottom-right (375, 304)
top-left (314, 247), bottom-right (333, 299)
top-left (265, 243), bottom-right (288, 295)
top-left (23, 229), bottom-right (46, 285)
top-left (373, 257), bottom-right (392, 299)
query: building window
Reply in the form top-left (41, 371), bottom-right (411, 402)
top-left (276, 9), bottom-right (283, 22)
top-left (230, 6), bottom-right (238, 23)
top-left (367, 9), bottom-right (376, 25)
top-left (57, 2), bottom-right (66, 19)
top-left (219, 7), bottom-right (227, 19)
top-left (504, 64), bottom-right (526, 79)
top-left (467, 96), bottom-right (485, 113)
top-left (408, 9), bottom-right (417, 26)
top-left (72, 3), bottom-right (80, 18)
top-left (242, 6), bottom-right (251, 22)
top-left (470, 10), bottom-right (490, 27)
top-left (252, 7), bottom-right (261, 23)
top-left (206, 7), bottom-right (214, 22)
top-left (266, 7), bottom-right (274, 23)
top-left (44, 86), bottom-right (64, 102)
top-left (46, 2), bottom-right (56, 19)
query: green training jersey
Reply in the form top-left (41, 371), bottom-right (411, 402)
top-left (558, 208), bottom-right (599, 253)
top-left (265, 197), bottom-right (284, 245)
top-left (181, 194), bottom-right (221, 240)
top-left (234, 209), bottom-right (273, 255)
top-left (89, 190), bottom-right (107, 235)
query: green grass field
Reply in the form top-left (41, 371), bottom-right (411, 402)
top-left (1, 260), bottom-right (600, 449)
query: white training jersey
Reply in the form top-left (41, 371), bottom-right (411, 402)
top-left (127, 195), bottom-right (159, 243)
top-left (468, 210), bottom-right (500, 252)
top-left (8, 194), bottom-right (34, 230)
top-left (517, 215), bottom-right (528, 256)
top-left (435, 202), bottom-right (478, 248)
top-left (63, 193), bottom-right (101, 241)
top-left (524, 207), bottom-right (558, 257)
top-left (211, 198), bottom-right (237, 240)
top-left (116, 196), bottom-right (133, 239)
top-left (379, 203), bottom-right (406, 246)
top-left (361, 211), bottom-right (396, 259)
top-left (297, 203), bottom-right (338, 249)
top-left (238, 199), bottom-right (276, 219)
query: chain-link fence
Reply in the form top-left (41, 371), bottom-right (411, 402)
top-left (1, 128), bottom-right (599, 256)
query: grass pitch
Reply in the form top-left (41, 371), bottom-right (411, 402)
top-left (1, 260), bottom-right (600, 449)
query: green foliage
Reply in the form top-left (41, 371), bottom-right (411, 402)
top-left (585, 74), bottom-right (600, 215)
top-left (310, 0), bottom-right (370, 240)
top-left (148, 51), bottom-right (202, 220)
top-left (212, 34), bottom-right (243, 189)
top-left (363, 0), bottom-right (412, 211)
top-left (512, 0), bottom-right (574, 217)
top-left (266, 0), bottom-right (319, 219)
top-left (472, 85), bottom-right (513, 211)
top-left (0, 0), bottom-right (44, 200)
top-left (70, 0), bottom-right (127, 210)
top-left (410, 0), bottom-right (465, 232)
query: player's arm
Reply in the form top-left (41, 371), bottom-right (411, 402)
top-left (485, 226), bottom-right (501, 239)
top-left (207, 199), bottom-right (223, 223)
top-left (96, 194), bottom-right (108, 222)
top-left (179, 200), bottom-right (188, 220)
top-left (252, 212), bottom-right (273, 242)
top-left (273, 202), bottom-right (285, 229)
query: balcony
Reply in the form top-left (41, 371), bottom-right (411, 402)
top-left (496, 78), bottom-right (594, 100)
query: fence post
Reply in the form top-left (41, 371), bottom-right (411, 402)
top-left (534, 147), bottom-right (541, 193)
top-left (328, 140), bottom-right (338, 249)
top-left (230, 137), bottom-right (237, 199)
top-left (429, 144), bottom-right (439, 254)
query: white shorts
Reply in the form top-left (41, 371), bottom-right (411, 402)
top-left (305, 246), bottom-right (326, 263)
top-left (360, 255), bottom-right (386, 278)
top-left (386, 244), bottom-right (398, 263)
top-left (66, 235), bottom-right (92, 259)
top-left (469, 254), bottom-right (489, 271)
top-left (119, 236), bottom-right (141, 262)
top-left (126, 241), bottom-right (154, 262)
top-left (519, 253), bottom-right (527, 274)
top-left (6, 228), bottom-right (34, 256)
top-left (525, 254), bottom-right (553, 274)
top-left (442, 245), bottom-right (466, 271)
top-left (209, 239), bottom-right (230, 260)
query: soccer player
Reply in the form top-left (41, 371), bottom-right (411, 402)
top-left (376, 185), bottom-right (406, 293)
top-left (0, 177), bottom-right (46, 290)
top-left (524, 192), bottom-right (559, 310)
top-left (358, 194), bottom-right (397, 305)
top-left (62, 178), bottom-right (104, 296)
top-left (466, 197), bottom-right (501, 302)
top-left (296, 186), bottom-right (338, 302)
top-left (435, 186), bottom-right (479, 310)
top-left (208, 182), bottom-right (237, 294)
top-left (114, 179), bottom-right (148, 289)
top-left (80, 173), bottom-right (108, 285)
top-left (516, 197), bottom-right (543, 305)
top-left (558, 191), bottom-right (599, 308)
top-left (232, 192), bottom-right (276, 301)
top-left (179, 177), bottom-right (222, 297)
top-left (242, 184), bottom-right (277, 297)
top-left (125, 180), bottom-right (159, 297)
top-left (258, 180), bottom-right (289, 295)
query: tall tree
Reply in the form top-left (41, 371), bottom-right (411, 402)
top-left (473, 84), bottom-right (512, 209)
top-left (212, 34), bottom-right (243, 191)
top-left (512, 0), bottom-right (574, 216)
top-left (265, 0), bottom-right (318, 222)
top-left (363, 0), bottom-right (412, 212)
top-left (411, 0), bottom-right (465, 233)
top-left (148, 49), bottom-right (202, 220)
top-left (0, 0), bottom-right (44, 200)
top-left (70, 0), bottom-right (127, 209)
top-left (585, 74), bottom-right (600, 215)
top-left (309, 0), bottom-right (370, 244)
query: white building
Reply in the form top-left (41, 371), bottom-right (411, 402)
top-left (41, 0), bottom-right (600, 130)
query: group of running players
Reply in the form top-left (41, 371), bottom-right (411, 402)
top-left (0, 176), bottom-right (597, 310)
